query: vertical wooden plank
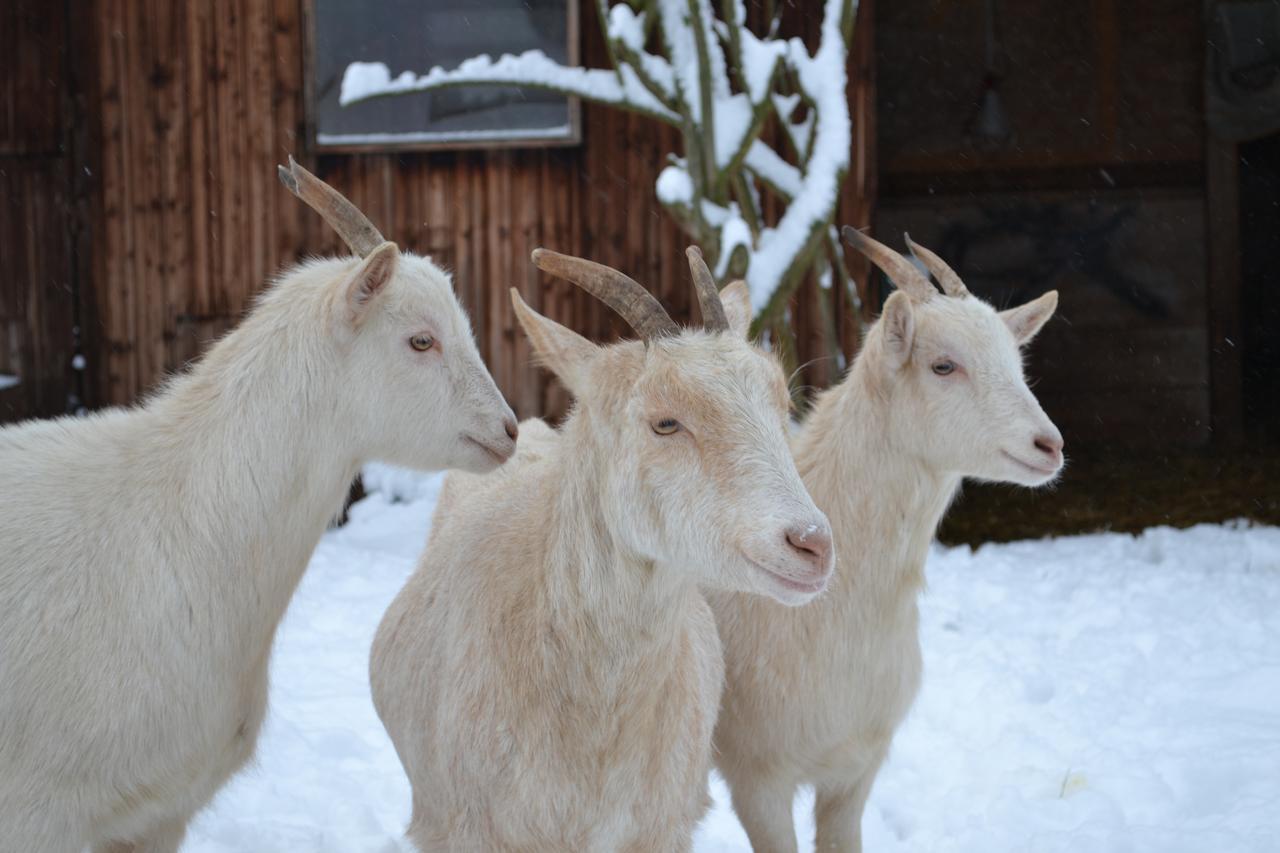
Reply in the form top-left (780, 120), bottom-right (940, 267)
top-left (1205, 134), bottom-right (1243, 445)
top-left (510, 153), bottom-right (527, 416)
top-left (392, 154), bottom-right (413, 250)
top-left (228, 0), bottom-right (250, 312)
top-left (212, 0), bottom-right (235, 315)
top-left (244, 0), bottom-right (270, 298)
top-left (95, 0), bottom-right (121, 402)
top-left (271, 0), bottom-right (304, 266)
top-left (488, 150), bottom-right (512, 409)
top-left (1091, 0), bottom-right (1120, 162)
top-left (539, 149), bottom-right (571, 417)
top-left (152, 0), bottom-right (185, 377)
top-left (67, 0), bottom-right (105, 411)
top-left (0, 0), bottom-right (65, 156)
top-left (79, 0), bottom-right (859, 418)
top-left (425, 154), bottom-right (449, 261)
top-left (117, 0), bottom-right (140, 400)
top-left (840, 0), bottom-right (875, 360)
top-left (138, 0), bottom-right (164, 392)
top-left (187, 0), bottom-right (211, 319)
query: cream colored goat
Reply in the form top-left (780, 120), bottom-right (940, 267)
top-left (711, 230), bottom-right (1064, 853)
top-left (0, 159), bottom-right (516, 853)
top-left (371, 248), bottom-right (835, 852)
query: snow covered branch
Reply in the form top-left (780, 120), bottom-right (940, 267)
top-left (341, 53), bottom-right (680, 125)
top-left (342, 0), bottom-right (859, 355)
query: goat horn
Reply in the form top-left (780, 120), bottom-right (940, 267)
top-left (530, 248), bottom-right (679, 341)
top-left (685, 246), bottom-right (729, 333)
top-left (904, 233), bottom-right (970, 297)
top-left (840, 226), bottom-right (935, 301)
top-left (277, 155), bottom-right (386, 258)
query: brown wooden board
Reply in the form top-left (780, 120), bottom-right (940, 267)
top-left (877, 0), bottom-right (1204, 176)
top-left (876, 191), bottom-right (1211, 447)
top-left (19, 0), bottom-right (872, 424)
top-left (0, 159), bottom-right (76, 422)
top-left (0, 0), bottom-right (79, 424)
top-left (0, 0), bottom-right (65, 157)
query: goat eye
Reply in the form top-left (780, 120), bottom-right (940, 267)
top-left (932, 359), bottom-right (956, 376)
top-left (409, 334), bottom-right (435, 352)
top-left (652, 418), bottom-right (681, 435)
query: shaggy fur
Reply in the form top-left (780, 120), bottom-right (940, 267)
top-left (710, 285), bottom-right (1063, 853)
top-left (0, 246), bottom-right (516, 853)
top-left (371, 284), bottom-right (834, 852)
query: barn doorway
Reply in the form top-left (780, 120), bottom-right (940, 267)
top-left (1239, 132), bottom-right (1280, 445)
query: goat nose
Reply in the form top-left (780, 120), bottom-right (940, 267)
top-left (503, 418), bottom-right (519, 442)
top-left (785, 524), bottom-right (833, 572)
top-left (1033, 433), bottom-right (1063, 457)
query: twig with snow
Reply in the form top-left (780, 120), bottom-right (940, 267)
top-left (342, 0), bottom-right (861, 374)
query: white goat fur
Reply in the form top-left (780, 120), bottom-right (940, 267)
top-left (0, 246), bottom-right (515, 853)
top-left (710, 281), bottom-right (1063, 852)
top-left (371, 283), bottom-right (834, 852)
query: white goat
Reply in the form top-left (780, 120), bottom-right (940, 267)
top-left (710, 229), bottom-right (1064, 853)
top-left (0, 158), bottom-right (517, 853)
top-left (371, 248), bottom-right (835, 852)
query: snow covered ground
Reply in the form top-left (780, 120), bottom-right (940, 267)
top-left (187, 469), bottom-right (1280, 852)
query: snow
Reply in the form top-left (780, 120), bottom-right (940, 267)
top-left (339, 0), bottom-right (854, 317)
top-left (607, 5), bottom-right (677, 101)
top-left (691, 0), bottom-right (732, 103)
top-left (717, 212), bottom-right (753, 279)
top-left (744, 139), bottom-right (803, 198)
top-left (713, 93), bottom-right (754, 168)
top-left (739, 29), bottom-right (787, 103)
top-left (655, 0), bottom-right (707, 122)
top-left (183, 465), bottom-right (1280, 852)
top-left (606, 4), bottom-right (647, 53)
top-left (744, 0), bottom-right (852, 311)
top-left (701, 198), bottom-right (730, 227)
top-left (656, 163), bottom-right (694, 206)
top-left (340, 54), bottom-right (677, 124)
top-left (0, 373), bottom-right (18, 391)
top-left (653, 0), bottom-right (749, 168)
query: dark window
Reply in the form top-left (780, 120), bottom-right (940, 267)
top-left (310, 0), bottom-right (579, 150)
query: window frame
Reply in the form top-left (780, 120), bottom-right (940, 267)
top-left (303, 0), bottom-right (582, 153)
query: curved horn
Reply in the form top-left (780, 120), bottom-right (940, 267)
top-left (840, 226), bottom-right (935, 301)
top-left (277, 155), bottom-right (386, 258)
top-left (904, 233), bottom-right (970, 297)
top-left (530, 248), bottom-right (679, 341)
top-left (685, 246), bottom-right (729, 333)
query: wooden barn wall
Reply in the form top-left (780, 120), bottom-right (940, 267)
top-left (10, 1), bottom-right (1216, 448)
top-left (73, 0), bottom-right (876, 422)
top-left (876, 0), bottom-right (1211, 447)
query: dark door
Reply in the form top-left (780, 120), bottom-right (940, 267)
top-left (0, 0), bottom-right (79, 424)
top-left (1239, 132), bottom-right (1280, 444)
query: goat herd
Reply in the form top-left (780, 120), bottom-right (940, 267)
top-left (0, 157), bottom-right (1064, 853)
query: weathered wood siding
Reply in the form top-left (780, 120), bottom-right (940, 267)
top-left (78, 0), bottom-right (876, 422)
top-left (4, 0), bottom-right (1225, 448)
top-left (876, 0), bottom-right (1213, 447)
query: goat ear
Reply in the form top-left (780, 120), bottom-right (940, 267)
top-left (510, 289), bottom-right (599, 395)
top-left (880, 290), bottom-right (915, 370)
top-left (344, 241), bottom-right (400, 326)
top-left (1000, 290), bottom-right (1058, 345)
top-left (719, 280), bottom-right (752, 339)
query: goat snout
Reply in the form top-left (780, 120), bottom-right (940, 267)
top-left (784, 523), bottom-right (834, 576)
top-left (1032, 430), bottom-right (1064, 466)
top-left (503, 418), bottom-right (519, 442)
